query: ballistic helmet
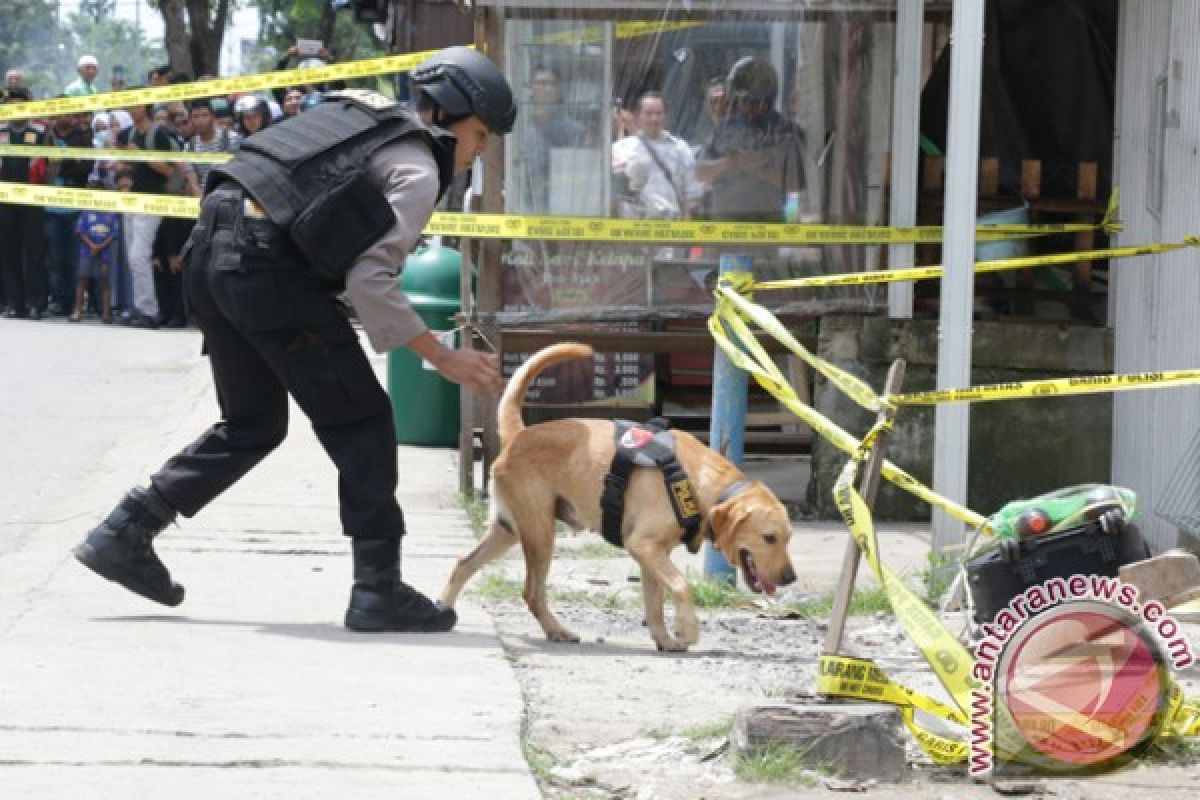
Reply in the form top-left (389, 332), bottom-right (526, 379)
top-left (727, 56), bottom-right (778, 106)
top-left (411, 46), bottom-right (517, 135)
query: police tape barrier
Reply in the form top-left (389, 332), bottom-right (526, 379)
top-left (706, 297), bottom-right (991, 532)
top-left (536, 20), bottom-right (706, 46)
top-left (714, 282), bottom-right (883, 413)
top-left (894, 369), bottom-right (1200, 407)
top-left (0, 48), bottom-right (444, 122)
top-left (0, 179), bottom-right (1122, 247)
top-left (752, 237), bottom-right (1200, 291)
top-left (823, 427), bottom-right (1200, 766)
top-left (423, 211), bottom-right (1116, 245)
top-left (0, 144), bottom-right (233, 164)
top-left (0, 180), bottom-right (200, 218)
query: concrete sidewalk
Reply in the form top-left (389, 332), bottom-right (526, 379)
top-left (0, 323), bottom-right (539, 799)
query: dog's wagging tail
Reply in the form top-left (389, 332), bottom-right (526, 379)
top-left (498, 341), bottom-right (595, 443)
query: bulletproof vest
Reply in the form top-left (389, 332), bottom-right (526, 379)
top-left (207, 90), bottom-right (456, 283)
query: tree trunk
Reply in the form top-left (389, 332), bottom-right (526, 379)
top-left (184, 0), bottom-right (230, 78)
top-left (159, 0), bottom-right (194, 77)
top-left (317, 0), bottom-right (337, 52)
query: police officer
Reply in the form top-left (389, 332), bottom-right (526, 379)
top-left (73, 47), bottom-right (516, 633)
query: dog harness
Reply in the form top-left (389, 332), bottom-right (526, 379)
top-left (600, 419), bottom-right (703, 550)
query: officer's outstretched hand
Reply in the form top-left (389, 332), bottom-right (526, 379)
top-left (436, 348), bottom-right (502, 395)
top-left (409, 332), bottom-right (502, 395)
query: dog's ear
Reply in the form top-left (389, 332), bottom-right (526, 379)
top-left (708, 498), bottom-right (747, 557)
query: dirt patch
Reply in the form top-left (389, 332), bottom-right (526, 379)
top-left (472, 537), bottom-right (1200, 800)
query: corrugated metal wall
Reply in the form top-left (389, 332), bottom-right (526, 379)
top-left (1113, 0), bottom-right (1200, 551)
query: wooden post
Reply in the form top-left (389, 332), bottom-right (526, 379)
top-left (476, 8), bottom-right (505, 492)
top-left (822, 359), bottom-right (907, 657)
top-left (1074, 162), bottom-right (1098, 300)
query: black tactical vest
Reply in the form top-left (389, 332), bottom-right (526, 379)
top-left (207, 90), bottom-right (456, 283)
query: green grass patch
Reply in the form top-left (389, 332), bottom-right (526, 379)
top-left (457, 490), bottom-right (489, 538)
top-left (1147, 737), bottom-right (1200, 766)
top-left (681, 718), bottom-right (733, 742)
top-left (473, 573), bottom-right (524, 602)
top-left (521, 738), bottom-right (558, 780)
top-left (778, 584), bottom-right (893, 618)
top-left (917, 551), bottom-right (955, 608)
top-left (551, 588), bottom-right (627, 609)
top-left (689, 575), bottom-right (757, 609)
top-left (733, 742), bottom-right (819, 786)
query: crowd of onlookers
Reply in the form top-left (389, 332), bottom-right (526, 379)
top-left (0, 47), bottom-right (336, 327)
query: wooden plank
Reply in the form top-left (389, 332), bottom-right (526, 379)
top-left (823, 359), bottom-right (906, 657)
top-left (1074, 161), bottom-right (1099, 295)
top-left (979, 156), bottom-right (999, 196)
top-left (922, 155), bottom-right (944, 193)
top-left (499, 329), bottom-right (804, 354)
top-left (1020, 159), bottom-right (1042, 200)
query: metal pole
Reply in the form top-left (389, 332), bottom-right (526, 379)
top-left (703, 254), bottom-right (751, 581)
top-left (887, 0), bottom-right (924, 319)
top-left (823, 359), bottom-right (906, 656)
top-left (932, 0), bottom-right (985, 556)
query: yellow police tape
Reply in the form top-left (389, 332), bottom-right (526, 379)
top-left (423, 210), bottom-right (1119, 245)
top-left (0, 179), bottom-right (1121, 246)
top-left (823, 443), bottom-right (1200, 766)
top-left (711, 277), bottom-right (1200, 765)
top-left (0, 48), bottom-right (444, 121)
top-left (536, 20), bottom-right (706, 46)
top-left (753, 237), bottom-right (1200, 291)
top-left (895, 369), bottom-right (1200, 406)
top-left (0, 144), bottom-right (232, 164)
top-left (706, 293), bottom-right (990, 531)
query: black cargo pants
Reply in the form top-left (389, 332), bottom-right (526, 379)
top-left (148, 186), bottom-right (404, 541)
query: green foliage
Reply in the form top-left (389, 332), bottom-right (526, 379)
top-left (253, 0), bottom-right (385, 73)
top-left (777, 584), bottom-right (892, 618)
top-left (574, 540), bottom-right (624, 559)
top-left (689, 575), bottom-right (756, 609)
top-left (473, 573), bottom-right (524, 603)
top-left (457, 490), bottom-right (489, 538)
top-left (733, 742), bottom-right (820, 785)
top-left (680, 718), bottom-right (733, 742)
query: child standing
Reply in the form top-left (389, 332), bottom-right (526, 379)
top-left (72, 180), bottom-right (121, 323)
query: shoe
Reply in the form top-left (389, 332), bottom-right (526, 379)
top-left (28, 308), bottom-right (41, 320)
top-left (3, 308), bottom-right (26, 319)
top-left (74, 486), bottom-right (184, 606)
top-left (47, 301), bottom-right (63, 316)
top-left (344, 539), bottom-right (456, 633)
top-left (68, 315), bottom-right (81, 324)
top-left (128, 312), bottom-right (159, 329)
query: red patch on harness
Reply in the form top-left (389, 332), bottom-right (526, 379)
top-left (619, 426), bottom-right (654, 450)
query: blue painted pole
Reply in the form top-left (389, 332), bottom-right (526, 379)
top-left (704, 253), bottom-right (752, 581)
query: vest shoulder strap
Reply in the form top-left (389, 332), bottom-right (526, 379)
top-left (600, 419), bottom-right (703, 549)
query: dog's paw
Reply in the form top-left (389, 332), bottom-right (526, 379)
top-left (653, 636), bottom-right (691, 653)
top-left (546, 628), bottom-right (581, 643)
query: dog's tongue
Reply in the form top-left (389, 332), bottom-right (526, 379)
top-left (760, 577), bottom-right (777, 597)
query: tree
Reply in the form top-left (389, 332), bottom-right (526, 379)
top-left (78, 0), bottom-right (117, 22)
top-left (149, 0), bottom-right (233, 78)
top-left (0, 0), bottom-right (67, 97)
top-left (255, 0), bottom-right (384, 71)
top-left (68, 10), bottom-right (166, 93)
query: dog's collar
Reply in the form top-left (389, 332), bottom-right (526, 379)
top-left (686, 480), bottom-right (754, 554)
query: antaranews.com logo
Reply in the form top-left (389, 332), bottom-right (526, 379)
top-left (970, 574), bottom-right (1194, 776)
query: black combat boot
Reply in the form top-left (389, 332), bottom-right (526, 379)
top-left (74, 486), bottom-right (184, 607)
top-left (344, 538), bottom-right (457, 633)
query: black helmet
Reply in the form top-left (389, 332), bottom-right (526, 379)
top-left (411, 46), bottom-right (517, 135)
top-left (727, 56), bottom-right (778, 106)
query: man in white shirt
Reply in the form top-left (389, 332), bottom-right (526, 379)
top-left (611, 91), bottom-right (701, 220)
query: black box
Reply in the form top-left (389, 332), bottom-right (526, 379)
top-left (966, 520), bottom-right (1150, 624)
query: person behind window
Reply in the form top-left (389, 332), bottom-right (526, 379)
top-left (611, 91), bottom-right (700, 220)
top-left (520, 64), bottom-right (588, 211)
top-left (697, 57), bottom-right (806, 223)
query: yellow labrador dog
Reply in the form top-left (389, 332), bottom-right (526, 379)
top-left (440, 342), bottom-right (797, 651)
